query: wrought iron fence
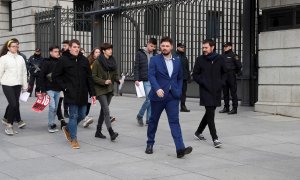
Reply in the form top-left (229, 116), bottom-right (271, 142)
top-left (91, 0), bottom-right (243, 78)
top-left (36, 0), bottom-right (243, 78)
top-left (35, 5), bottom-right (93, 56)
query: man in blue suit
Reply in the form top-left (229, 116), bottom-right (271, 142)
top-left (145, 37), bottom-right (192, 158)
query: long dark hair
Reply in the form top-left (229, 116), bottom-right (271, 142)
top-left (0, 39), bottom-right (19, 57)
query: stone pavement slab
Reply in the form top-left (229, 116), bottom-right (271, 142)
top-left (0, 90), bottom-right (300, 180)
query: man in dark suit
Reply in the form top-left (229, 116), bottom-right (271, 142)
top-left (192, 39), bottom-right (227, 148)
top-left (145, 37), bottom-right (192, 158)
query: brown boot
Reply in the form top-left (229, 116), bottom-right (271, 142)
top-left (70, 139), bottom-right (80, 149)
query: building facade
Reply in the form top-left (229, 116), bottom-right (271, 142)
top-left (0, 0), bottom-right (74, 57)
top-left (255, 0), bottom-right (300, 118)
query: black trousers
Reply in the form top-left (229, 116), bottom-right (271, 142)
top-left (28, 74), bottom-right (40, 95)
top-left (56, 97), bottom-right (64, 120)
top-left (86, 103), bottom-right (91, 116)
top-left (223, 72), bottom-right (238, 108)
top-left (2, 85), bottom-right (22, 125)
top-left (63, 101), bottom-right (69, 113)
top-left (4, 105), bottom-right (21, 122)
top-left (196, 106), bottom-right (218, 140)
top-left (180, 80), bottom-right (188, 107)
top-left (96, 93), bottom-right (113, 130)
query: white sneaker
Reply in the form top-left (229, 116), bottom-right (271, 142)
top-left (5, 124), bottom-right (14, 135)
top-left (82, 116), bottom-right (93, 128)
top-left (2, 118), bottom-right (8, 126)
top-left (18, 120), bottom-right (26, 129)
top-left (48, 124), bottom-right (59, 133)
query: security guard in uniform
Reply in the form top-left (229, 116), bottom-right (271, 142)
top-left (176, 43), bottom-right (191, 112)
top-left (219, 42), bottom-right (242, 114)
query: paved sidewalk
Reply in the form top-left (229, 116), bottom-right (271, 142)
top-left (0, 90), bottom-right (300, 180)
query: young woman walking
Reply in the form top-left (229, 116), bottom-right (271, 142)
top-left (0, 39), bottom-right (28, 135)
top-left (92, 43), bottom-right (122, 140)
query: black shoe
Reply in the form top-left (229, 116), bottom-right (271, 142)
top-left (145, 145), bottom-right (153, 154)
top-left (60, 120), bottom-right (68, 130)
top-left (108, 127), bottom-right (118, 141)
top-left (228, 108), bottom-right (237, 114)
top-left (95, 130), bottom-right (106, 139)
top-left (219, 107), bottom-right (229, 113)
top-left (64, 111), bottom-right (69, 118)
top-left (136, 115), bottom-right (144, 126)
top-left (194, 132), bottom-right (206, 140)
top-left (180, 105), bottom-right (190, 112)
top-left (180, 108), bottom-right (190, 112)
top-left (213, 139), bottom-right (222, 148)
top-left (177, 146), bottom-right (193, 158)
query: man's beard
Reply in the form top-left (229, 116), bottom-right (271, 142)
top-left (162, 51), bottom-right (171, 56)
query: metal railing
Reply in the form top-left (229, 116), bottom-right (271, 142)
top-left (36, 0), bottom-right (243, 78)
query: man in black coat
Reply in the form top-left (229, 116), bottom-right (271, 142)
top-left (176, 43), bottom-right (191, 112)
top-left (38, 46), bottom-right (67, 132)
top-left (52, 39), bottom-right (96, 149)
top-left (192, 39), bottom-right (227, 148)
top-left (219, 42), bottom-right (242, 114)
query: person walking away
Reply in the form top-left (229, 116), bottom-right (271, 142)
top-left (219, 42), bottom-right (242, 114)
top-left (52, 39), bottom-right (96, 149)
top-left (0, 39), bottom-right (28, 135)
top-left (134, 38), bottom-right (157, 126)
top-left (192, 39), bottom-right (227, 148)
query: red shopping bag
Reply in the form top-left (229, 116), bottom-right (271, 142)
top-left (32, 94), bottom-right (50, 112)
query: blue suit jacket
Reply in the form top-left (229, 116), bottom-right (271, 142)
top-left (148, 54), bottom-right (183, 101)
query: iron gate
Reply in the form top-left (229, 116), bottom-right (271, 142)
top-left (35, 5), bottom-right (93, 56)
top-left (89, 0), bottom-right (243, 78)
top-left (35, 0), bottom-right (258, 105)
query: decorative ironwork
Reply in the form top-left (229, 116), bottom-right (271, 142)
top-left (36, 0), bottom-right (243, 78)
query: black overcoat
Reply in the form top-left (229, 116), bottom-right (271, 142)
top-left (52, 51), bottom-right (95, 106)
top-left (192, 54), bottom-right (227, 107)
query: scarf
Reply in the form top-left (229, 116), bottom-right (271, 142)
top-left (99, 54), bottom-right (117, 71)
top-left (206, 52), bottom-right (218, 61)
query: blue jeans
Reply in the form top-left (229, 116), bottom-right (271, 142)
top-left (137, 81), bottom-right (151, 121)
top-left (47, 90), bottom-right (60, 126)
top-left (67, 104), bottom-right (87, 140)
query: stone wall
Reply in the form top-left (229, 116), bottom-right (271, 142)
top-left (0, 0), bottom-right (73, 58)
top-left (255, 0), bottom-right (300, 118)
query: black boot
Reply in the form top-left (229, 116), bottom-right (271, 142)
top-left (145, 144), bottom-right (153, 154)
top-left (228, 108), bottom-right (237, 114)
top-left (180, 105), bottom-right (190, 112)
top-left (219, 107), bottom-right (229, 113)
top-left (108, 127), bottom-right (118, 141)
top-left (95, 129), bottom-right (106, 139)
